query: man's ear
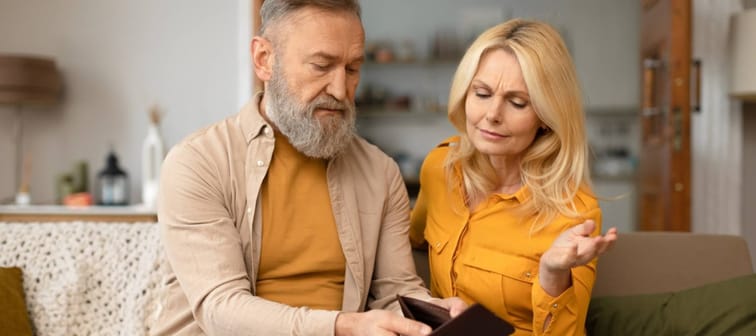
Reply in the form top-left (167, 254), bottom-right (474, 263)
top-left (252, 36), bottom-right (273, 81)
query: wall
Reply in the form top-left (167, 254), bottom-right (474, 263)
top-left (0, 0), bottom-right (251, 204)
top-left (692, 0), bottom-right (743, 235)
top-left (358, 0), bottom-right (640, 161)
top-left (693, 0), bottom-right (756, 268)
top-left (357, 0), bottom-right (640, 233)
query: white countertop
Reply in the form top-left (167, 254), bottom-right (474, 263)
top-left (0, 204), bottom-right (157, 215)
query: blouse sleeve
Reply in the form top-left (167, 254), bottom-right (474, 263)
top-left (409, 171), bottom-right (429, 249)
top-left (530, 206), bottom-right (602, 336)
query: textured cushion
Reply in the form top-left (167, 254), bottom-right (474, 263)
top-left (0, 267), bottom-right (33, 335)
top-left (587, 274), bottom-right (756, 336)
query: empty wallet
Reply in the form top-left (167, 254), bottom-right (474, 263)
top-left (397, 295), bottom-right (515, 335)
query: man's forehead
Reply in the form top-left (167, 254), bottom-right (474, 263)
top-left (273, 8), bottom-right (364, 59)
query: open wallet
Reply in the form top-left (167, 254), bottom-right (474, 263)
top-left (397, 295), bottom-right (515, 335)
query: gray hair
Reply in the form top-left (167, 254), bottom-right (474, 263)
top-left (259, 0), bottom-right (361, 37)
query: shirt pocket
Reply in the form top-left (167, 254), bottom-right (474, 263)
top-left (457, 249), bottom-right (539, 324)
top-left (423, 219), bottom-right (450, 255)
top-left (423, 221), bottom-right (451, 293)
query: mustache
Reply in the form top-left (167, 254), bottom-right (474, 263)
top-left (309, 95), bottom-right (352, 112)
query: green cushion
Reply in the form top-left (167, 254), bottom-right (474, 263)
top-left (0, 267), bottom-right (33, 335)
top-left (587, 274), bottom-right (756, 336)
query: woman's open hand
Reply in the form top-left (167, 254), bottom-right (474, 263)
top-left (541, 220), bottom-right (618, 273)
top-left (541, 220), bottom-right (618, 272)
top-left (537, 220), bottom-right (618, 296)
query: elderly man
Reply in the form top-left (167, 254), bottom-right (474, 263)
top-left (153, 1), bottom-right (465, 335)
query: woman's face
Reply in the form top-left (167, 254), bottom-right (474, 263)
top-left (465, 48), bottom-right (542, 162)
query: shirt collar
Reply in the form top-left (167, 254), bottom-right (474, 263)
top-left (239, 91), bottom-right (272, 143)
top-left (451, 162), bottom-right (531, 204)
top-left (494, 186), bottom-right (531, 204)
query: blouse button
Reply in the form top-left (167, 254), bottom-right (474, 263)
top-left (256, 160), bottom-right (265, 167)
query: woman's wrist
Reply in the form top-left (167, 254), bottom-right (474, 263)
top-left (538, 262), bottom-right (572, 297)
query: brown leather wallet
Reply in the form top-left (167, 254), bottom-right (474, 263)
top-left (397, 295), bottom-right (515, 335)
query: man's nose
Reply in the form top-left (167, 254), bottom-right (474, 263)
top-left (326, 68), bottom-right (347, 101)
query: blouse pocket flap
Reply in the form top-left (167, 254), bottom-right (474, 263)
top-left (424, 225), bottom-right (450, 255)
top-left (463, 249), bottom-right (539, 284)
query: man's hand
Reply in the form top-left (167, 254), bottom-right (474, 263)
top-left (427, 297), bottom-right (469, 318)
top-left (335, 310), bottom-right (431, 336)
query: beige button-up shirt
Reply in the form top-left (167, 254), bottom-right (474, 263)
top-left (153, 94), bottom-right (430, 336)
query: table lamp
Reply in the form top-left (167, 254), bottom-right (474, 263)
top-left (730, 8), bottom-right (756, 101)
top-left (0, 55), bottom-right (63, 204)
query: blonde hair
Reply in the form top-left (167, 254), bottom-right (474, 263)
top-left (445, 19), bottom-right (592, 231)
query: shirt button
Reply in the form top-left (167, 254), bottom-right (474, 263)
top-left (525, 272), bottom-right (532, 278)
top-left (247, 207), bottom-right (252, 214)
top-left (263, 128), bottom-right (271, 136)
top-left (435, 242), bottom-right (442, 249)
top-left (256, 160), bottom-right (265, 167)
top-left (552, 303), bottom-right (558, 309)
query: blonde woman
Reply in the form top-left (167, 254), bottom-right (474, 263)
top-left (410, 19), bottom-right (618, 335)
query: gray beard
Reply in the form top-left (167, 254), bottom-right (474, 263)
top-left (264, 64), bottom-right (357, 159)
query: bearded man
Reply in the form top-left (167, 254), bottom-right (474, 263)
top-left (154, 1), bottom-right (465, 335)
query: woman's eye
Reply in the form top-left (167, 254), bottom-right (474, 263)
top-left (511, 99), bottom-right (528, 109)
top-left (474, 91), bottom-right (491, 98)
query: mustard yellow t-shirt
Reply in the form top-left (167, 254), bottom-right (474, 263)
top-left (410, 137), bottom-right (602, 336)
top-left (256, 131), bottom-right (346, 310)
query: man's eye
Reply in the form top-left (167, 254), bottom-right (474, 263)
top-left (312, 63), bottom-right (329, 71)
top-left (346, 66), bottom-right (360, 74)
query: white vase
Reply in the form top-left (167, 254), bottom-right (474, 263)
top-left (142, 123), bottom-right (164, 208)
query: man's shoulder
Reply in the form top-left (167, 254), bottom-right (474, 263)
top-left (167, 114), bottom-right (243, 166)
top-left (344, 136), bottom-right (394, 164)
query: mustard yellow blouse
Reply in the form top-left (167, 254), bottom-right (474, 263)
top-left (410, 138), bottom-right (602, 336)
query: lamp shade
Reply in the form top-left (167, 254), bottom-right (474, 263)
top-left (0, 55), bottom-right (62, 106)
top-left (730, 8), bottom-right (756, 101)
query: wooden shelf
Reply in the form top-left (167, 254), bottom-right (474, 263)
top-left (363, 59), bottom-right (459, 67)
top-left (0, 205), bottom-right (157, 223)
top-left (357, 108), bottom-right (446, 119)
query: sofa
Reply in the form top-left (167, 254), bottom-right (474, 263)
top-left (414, 232), bottom-right (756, 335)
top-left (0, 221), bottom-right (165, 335)
top-left (2, 221), bottom-right (754, 335)
top-left (587, 232), bottom-right (755, 335)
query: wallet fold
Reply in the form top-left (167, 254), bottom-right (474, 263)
top-left (397, 295), bottom-right (515, 335)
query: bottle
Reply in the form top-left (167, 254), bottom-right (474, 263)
top-left (141, 105), bottom-right (165, 208)
top-left (15, 155), bottom-right (32, 206)
top-left (96, 149), bottom-right (129, 206)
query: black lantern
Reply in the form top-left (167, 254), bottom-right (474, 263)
top-left (96, 150), bottom-right (129, 206)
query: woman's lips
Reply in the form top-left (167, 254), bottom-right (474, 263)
top-left (479, 128), bottom-right (507, 139)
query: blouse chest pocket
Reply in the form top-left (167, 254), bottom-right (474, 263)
top-left (423, 220), bottom-right (451, 255)
top-left (423, 221), bottom-right (452, 294)
top-left (456, 249), bottom-right (540, 324)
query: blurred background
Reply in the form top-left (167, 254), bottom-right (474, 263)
top-left (1, 0), bottom-right (755, 264)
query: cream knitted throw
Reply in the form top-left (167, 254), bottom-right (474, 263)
top-left (0, 221), bottom-right (166, 335)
